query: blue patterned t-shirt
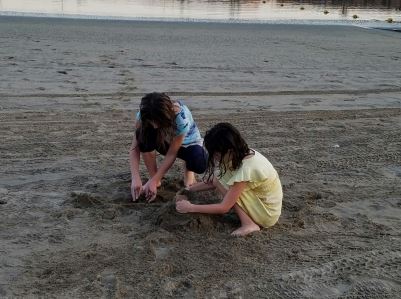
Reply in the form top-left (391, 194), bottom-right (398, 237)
top-left (136, 100), bottom-right (202, 146)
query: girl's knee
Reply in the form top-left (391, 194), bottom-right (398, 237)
top-left (180, 145), bottom-right (207, 174)
top-left (189, 163), bottom-right (206, 174)
top-left (185, 157), bottom-right (207, 174)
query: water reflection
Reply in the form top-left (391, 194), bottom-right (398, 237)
top-left (275, 0), bottom-right (401, 8)
top-left (0, 0), bottom-right (400, 22)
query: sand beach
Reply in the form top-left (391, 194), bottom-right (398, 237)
top-left (1, 16), bottom-right (401, 297)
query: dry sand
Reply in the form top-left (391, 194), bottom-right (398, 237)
top-left (1, 16), bottom-right (401, 298)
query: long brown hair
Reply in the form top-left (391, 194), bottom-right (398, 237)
top-left (137, 92), bottom-right (176, 151)
top-left (203, 123), bottom-right (250, 181)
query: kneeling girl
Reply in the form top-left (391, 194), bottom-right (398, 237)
top-left (130, 92), bottom-right (207, 202)
top-left (176, 122), bottom-right (282, 236)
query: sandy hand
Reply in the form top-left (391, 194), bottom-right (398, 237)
top-left (131, 178), bottom-right (143, 201)
top-left (176, 199), bottom-right (192, 213)
top-left (143, 179), bottom-right (158, 202)
top-left (175, 194), bottom-right (188, 202)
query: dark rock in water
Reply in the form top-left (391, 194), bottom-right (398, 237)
top-left (0, 199), bottom-right (7, 205)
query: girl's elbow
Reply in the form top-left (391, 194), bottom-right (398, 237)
top-left (220, 204), bottom-right (232, 214)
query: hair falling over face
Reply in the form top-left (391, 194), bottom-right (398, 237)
top-left (203, 122), bottom-right (250, 182)
top-left (137, 92), bottom-right (176, 151)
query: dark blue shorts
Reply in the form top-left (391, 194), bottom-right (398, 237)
top-left (136, 128), bottom-right (208, 174)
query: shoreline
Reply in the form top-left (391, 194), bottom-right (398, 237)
top-left (1, 13), bottom-right (401, 29)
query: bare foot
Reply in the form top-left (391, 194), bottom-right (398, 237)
top-left (231, 224), bottom-right (260, 237)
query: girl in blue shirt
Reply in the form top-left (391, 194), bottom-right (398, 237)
top-left (130, 92), bottom-right (207, 202)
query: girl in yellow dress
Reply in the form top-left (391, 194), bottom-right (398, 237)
top-left (176, 123), bottom-right (283, 236)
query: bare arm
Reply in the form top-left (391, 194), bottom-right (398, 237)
top-left (175, 181), bottom-right (215, 201)
top-left (176, 181), bottom-right (247, 214)
top-left (143, 134), bottom-right (184, 201)
top-left (129, 134), bottom-right (140, 179)
top-left (129, 121), bottom-right (142, 200)
top-left (187, 181), bottom-right (215, 192)
top-left (151, 134), bottom-right (184, 183)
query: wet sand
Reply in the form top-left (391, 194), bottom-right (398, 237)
top-left (1, 16), bottom-right (401, 298)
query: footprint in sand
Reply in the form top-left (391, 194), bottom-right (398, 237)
top-left (98, 270), bottom-right (119, 299)
top-left (278, 249), bottom-right (401, 298)
top-left (144, 231), bottom-right (176, 261)
top-left (0, 188), bottom-right (8, 204)
top-left (48, 231), bottom-right (66, 244)
top-left (70, 191), bottom-right (104, 208)
top-left (162, 278), bottom-right (195, 298)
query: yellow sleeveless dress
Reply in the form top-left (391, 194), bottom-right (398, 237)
top-left (218, 150), bottom-right (282, 228)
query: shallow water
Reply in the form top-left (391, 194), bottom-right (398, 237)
top-left (0, 0), bottom-right (400, 25)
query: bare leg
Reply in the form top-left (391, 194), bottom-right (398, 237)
top-left (231, 204), bottom-right (260, 236)
top-left (183, 167), bottom-right (196, 187)
top-left (212, 178), bottom-right (259, 235)
top-left (142, 151), bottom-right (161, 187)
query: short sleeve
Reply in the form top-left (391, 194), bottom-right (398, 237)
top-left (175, 108), bottom-right (190, 136)
top-left (226, 166), bottom-right (253, 186)
top-left (220, 151), bottom-right (278, 191)
top-left (226, 160), bottom-right (277, 186)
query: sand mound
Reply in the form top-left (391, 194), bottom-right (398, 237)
top-left (68, 177), bottom-right (236, 234)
